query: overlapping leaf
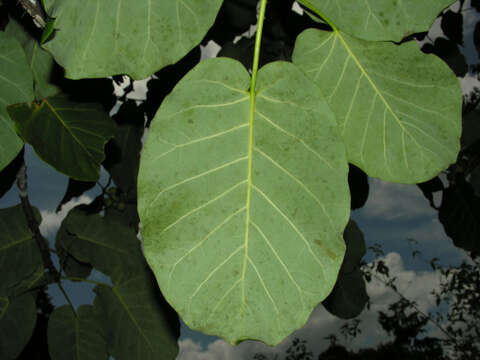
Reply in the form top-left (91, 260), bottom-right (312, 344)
top-left (138, 58), bottom-right (350, 344)
top-left (93, 272), bottom-right (179, 360)
top-left (8, 95), bottom-right (115, 181)
top-left (323, 220), bottom-right (368, 319)
top-left (0, 294), bottom-right (36, 360)
top-left (42, 0), bottom-right (223, 79)
top-left (0, 205), bottom-right (43, 297)
top-left (293, 29), bottom-right (461, 183)
top-left (47, 305), bottom-right (108, 360)
top-left (56, 209), bottom-right (144, 282)
top-left (0, 33), bottom-right (32, 171)
top-left (300, 0), bottom-right (455, 41)
top-left (5, 17), bottom-right (60, 99)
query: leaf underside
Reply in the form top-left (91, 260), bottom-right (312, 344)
top-left (293, 29), bottom-right (461, 183)
top-left (42, 0), bottom-right (223, 79)
top-left (306, 0), bottom-right (456, 41)
top-left (138, 58), bottom-right (350, 345)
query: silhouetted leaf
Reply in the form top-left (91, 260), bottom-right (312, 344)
top-left (93, 271), bottom-right (179, 360)
top-left (348, 164), bottom-right (369, 210)
top-left (0, 204), bottom-right (43, 297)
top-left (0, 147), bottom-right (24, 199)
top-left (138, 58), bottom-right (349, 344)
top-left (56, 178), bottom-right (96, 212)
top-left (323, 220), bottom-right (368, 318)
top-left (293, 29), bottom-right (461, 183)
top-left (8, 95), bottom-right (115, 181)
top-left (441, 10), bottom-right (463, 45)
top-left (103, 102), bottom-right (144, 196)
top-left (42, 0), bottom-right (223, 79)
top-left (0, 32), bottom-right (31, 172)
top-left (439, 177), bottom-right (480, 253)
top-left (323, 269), bottom-right (368, 319)
top-left (47, 305), bottom-right (108, 360)
top-left (0, 293), bottom-right (36, 360)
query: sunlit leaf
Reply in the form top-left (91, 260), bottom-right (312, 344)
top-left (0, 32), bottom-right (31, 172)
top-left (0, 293), bottom-right (36, 360)
top-left (42, 0), bottom-right (223, 79)
top-left (93, 272), bottom-right (179, 360)
top-left (138, 58), bottom-right (350, 344)
top-left (47, 305), bottom-right (108, 360)
top-left (8, 95), bottom-right (115, 181)
top-left (300, 0), bottom-right (455, 41)
top-left (293, 29), bottom-right (461, 183)
top-left (0, 205), bottom-right (43, 297)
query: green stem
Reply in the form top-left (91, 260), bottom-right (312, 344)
top-left (250, 0), bottom-right (268, 92)
top-left (295, 0), bottom-right (338, 31)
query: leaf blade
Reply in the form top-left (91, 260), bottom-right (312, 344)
top-left (138, 58), bottom-right (350, 344)
top-left (293, 29), bottom-right (462, 183)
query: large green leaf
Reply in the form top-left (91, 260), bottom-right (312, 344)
top-left (0, 205), bottom-right (43, 297)
top-left (0, 32), bottom-right (32, 171)
top-left (293, 29), bottom-right (461, 183)
top-left (47, 305), bottom-right (108, 360)
top-left (138, 58), bottom-right (350, 344)
top-left (299, 0), bottom-right (455, 41)
top-left (93, 272), bottom-right (179, 360)
top-left (42, 0), bottom-right (223, 79)
top-left (0, 293), bottom-right (36, 360)
top-left (8, 95), bottom-right (115, 181)
top-left (56, 208), bottom-right (144, 282)
top-left (5, 17), bottom-right (60, 100)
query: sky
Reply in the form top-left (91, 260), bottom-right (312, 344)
top-left (1, 0), bottom-right (478, 359)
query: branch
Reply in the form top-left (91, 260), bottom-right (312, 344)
top-left (16, 161), bottom-right (76, 314)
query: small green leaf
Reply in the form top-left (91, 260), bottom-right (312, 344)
top-left (293, 29), bottom-right (461, 183)
top-left (42, 0), bottom-right (223, 79)
top-left (8, 95), bottom-right (115, 181)
top-left (138, 58), bottom-right (350, 344)
top-left (41, 17), bottom-right (56, 44)
top-left (47, 305), bottom-right (108, 360)
top-left (0, 32), bottom-right (32, 172)
top-left (0, 205), bottom-right (43, 297)
top-left (56, 208), bottom-right (144, 282)
top-left (93, 272), bottom-right (179, 360)
top-left (0, 293), bottom-right (37, 360)
top-left (300, 0), bottom-right (455, 41)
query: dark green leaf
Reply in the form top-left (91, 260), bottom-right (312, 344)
top-left (0, 205), bottom-right (43, 297)
top-left (56, 208), bottom-right (144, 282)
top-left (8, 95), bottom-right (115, 181)
top-left (93, 272), bottom-right (179, 360)
top-left (47, 305), bottom-right (108, 360)
top-left (0, 293), bottom-right (37, 360)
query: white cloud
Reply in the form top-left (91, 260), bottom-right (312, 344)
top-left (178, 252), bottom-right (445, 359)
top-left (39, 195), bottom-right (92, 237)
top-left (363, 179), bottom-right (434, 220)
